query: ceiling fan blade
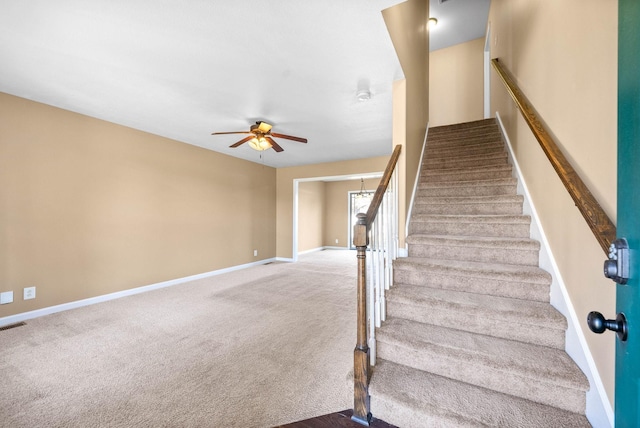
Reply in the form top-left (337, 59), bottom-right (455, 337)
top-left (271, 133), bottom-right (307, 143)
top-left (229, 135), bottom-right (255, 148)
top-left (257, 121), bottom-right (273, 133)
top-left (266, 136), bottom-right (284, 152)
top-left (211, 131), bottom-right (252, 135)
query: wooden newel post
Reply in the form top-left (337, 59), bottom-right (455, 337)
top-left (352, 213), bottom-right (371, 426)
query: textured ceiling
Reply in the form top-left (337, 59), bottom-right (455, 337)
top-left (0, 0), bottom-right (489, 168)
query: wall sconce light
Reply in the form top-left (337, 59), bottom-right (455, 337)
top-left (428, 17), bottom-right (438, 30)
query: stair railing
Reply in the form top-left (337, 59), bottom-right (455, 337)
top-left (352, 144), bottom-right (402, 426)
top-left (491, 58), bottom-right (616, 254)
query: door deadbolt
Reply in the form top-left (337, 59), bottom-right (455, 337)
top-left (604, 238), bottom-right (629, 284)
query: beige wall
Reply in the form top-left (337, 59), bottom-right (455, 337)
top-left (298, 181), bottom-right (326, 252)
top-left (430, 37), bottom-right (485, 127)
top-left (324, 178), bottom-right (380, 248)
top-left (383, 0), bottom-right (429, 232)
top-left (276, 158), bottom-right (389, 259)
top-left (0, 92), bottom-right (277, 318)
top-left (488, 0), bottom-right (617, 405)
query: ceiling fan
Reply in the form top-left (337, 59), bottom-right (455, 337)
top-left (211, 121), bottom-right (307, 152)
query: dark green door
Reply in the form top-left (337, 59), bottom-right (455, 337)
top-left (616, 0), bottom-right (640, 425)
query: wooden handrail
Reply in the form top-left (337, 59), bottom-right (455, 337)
top-left (366, 145), bottom-right (402, 227)
top-left (352, 144), bottom-right (401, 426)
top-left (491, 58), bottom-right (616, 254)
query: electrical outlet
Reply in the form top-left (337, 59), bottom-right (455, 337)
top-left (253, 249), bottom-right (258, 257)
top-left (0, 291), bottom-right (14, 304)
top-left (24, 286), bottom-right (36, 300)
top-left (335, 239), bottom-right (339, 244)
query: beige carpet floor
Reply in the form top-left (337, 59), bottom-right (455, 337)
top-left (0, 250), bottom-right (357, 428)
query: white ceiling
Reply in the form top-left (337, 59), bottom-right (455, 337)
top-left (0, 0), bottom-right (489, 168)
top-left (429, 0), bottom-right (491, 52)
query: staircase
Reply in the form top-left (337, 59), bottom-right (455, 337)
top-left (368, 119), bottom-right (591, 427)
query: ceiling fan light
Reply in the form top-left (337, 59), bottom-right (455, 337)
top-left (249, 135), bottom-right (272, 151)
top-left (259, 136), bottom-right (271, 149)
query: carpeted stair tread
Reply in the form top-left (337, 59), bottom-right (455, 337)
top-left (409, 214), bottom-right (531, 237)
top-left (412, 194), bottom-right (524, 215)
top-left (421, 165), bottom-right (513, 182)
top-left (425, 143), bottom-right (506, 158)
top-left (407, 234), bottom-right (539, 251)
top-left (417, 178), bottom-right (517, 198)
top-left (428, 122), bottom-right (501, 139)
top-left (425, 152), bottom-right (509, 169)
top-left (419, 177), bottom-right (516, 189)
top-left (427, 131), bottom-right (503, 143)
top-left (369, 359), bottom-right (591, 428)
top-left (426, 138), bottom-right (504, 150)
top-left (429, 118), bottom-right (497, 131)
top-left (426, 131), bottom-right (503, 144)
top-left (406, 234), bottom-right (540, 265)
top-left (422, 163), bottom-right (511, 176)
top-left (394, 257), bottom-right (551, 284)
top-left (376, 317), bottom-right (588, 395)
top-left (411, 214), bottom-right (530, 223)
top-left (425, 149), bottom-right (508, 164)
top-left (376, 318), bottom-right (589, 413)
top-left (386, 284), bottom-right (566, 348)
top-left (429, 123), bottom-right (499, 133)
top-left (393, 258), bottom-right (551, 302)
top-left (425, 138), bottom-right (504, 152)
top-left (428, 124), bottom-right (500, 137)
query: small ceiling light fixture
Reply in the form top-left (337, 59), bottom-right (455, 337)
top-left (428, 17), bottom-right (438, 30)
top-left (356, 89), bottom-right (371, 102)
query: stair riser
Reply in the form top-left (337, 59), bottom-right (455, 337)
top-left (421, 170), bottom-right (513, 183)
top-left (409, 221), bottom-right (530, 237)
top-left (393, 269), bottom-right (550, 302)
top-left (408, 244), bottom-right (539, 266)
top-left (412, 202), bottom-right (523, 215)
top-left (369, 395), bottom-right (478, 428)
top-left (417, 184), bottom-right (517, 198)
top-left (430, 119), bottom-right (496, 132)
top-left (376, 342), bottom-right (586, 414)
top-left (428, 130), bottom-right (502, 143)
top-left (425, 137), bottom-right (505, 152)
top-left (386, 301), bottom-right (565, 349)
top-left (426, 144), bottom-right (506, 159)
top-left (425, 155), bottom-right (508, 169)
top-left (369, 360), bottom-right (591, 428)
top-left (427, 134), bottom-right (503, 146)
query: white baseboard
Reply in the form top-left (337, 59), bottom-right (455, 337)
top-left (297, 246), bottom-right (352, 256)
top-left (297, 246), bottom-right (326, 255)
top-left (405, 122), bottom-right (430, 239)
top-left (496, 112), bottom-right (613, 428)
top-left (0, 258), bottom-right (278, 328)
